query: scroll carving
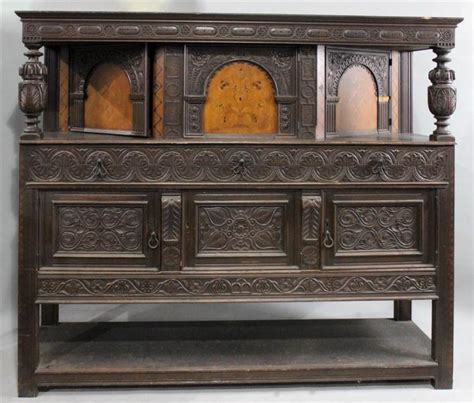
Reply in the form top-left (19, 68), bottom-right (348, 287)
top-left (18, 43), bottom-right (47, 139)
top-left (57, 206), bottom-right (143, 252)
top-left (198, 206), bottom-right (284, 252)
top-left (336, 206), bottom-right (417, 251)
top-left (37, 274), bottom-right (436, 299)
top-left (161, 194), bottom-right (182, 270)
top-left (428, 48), bottom-right (456, 141)
top-left (26, 146), bottom-right (449, 184)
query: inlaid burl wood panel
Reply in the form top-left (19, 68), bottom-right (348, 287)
top-left (42, 192), bottom-right (159, 268)
top-left (323, 191), bottom-right (434, 269)
top-left (185, 192), bottom-right (295, 269)
top-left (58, 46), bottom-right (69, 131)
top-left (69, 44), bottom-right (148, 137)
top-left (152, 47), bottom-right (164, 137)
top-left (84, 63), bottom-right (133, 131)
top-left (203, 62), bottom-right (278, 135)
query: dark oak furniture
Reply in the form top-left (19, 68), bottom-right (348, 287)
top-left (16, 11), bottom-right (461, 397)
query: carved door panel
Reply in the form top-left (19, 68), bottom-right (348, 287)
top-left (183, 192), bottom-right (301, 270)
top-left (322, 191), bottom-right (435, 269)
top-left (42, 192), bottom-right (159, 269)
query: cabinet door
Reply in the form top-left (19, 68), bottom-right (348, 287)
top-left (322, 191), bottom-right (434, 269)
top-left (42, 192), bottom-right (159, 269)
top-left (184, 192), bottom-right (299, 270)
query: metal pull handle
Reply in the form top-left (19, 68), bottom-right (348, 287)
top-left (323, 219), bottom-right (334, 249)
top-left (233, 158), bottom-right (247, 177)
top-left (92, 158), bottom-right (107, 179)
top-left (147, 231), bottom-right (159, 249)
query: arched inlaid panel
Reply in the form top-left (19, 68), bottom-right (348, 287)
top-left (335, 65), bottom-right (378, 134)
top-left (326, 47), bottom-right (391, 135)
top-left (84, 63), bottom-right (133, 131)
top-left (69, 44), bottom-right (148, 137)
top-left (203, 62), bottom-right (278, 135)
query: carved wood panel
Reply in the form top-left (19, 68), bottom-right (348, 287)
top-left (25, 146), bottom-right (449, 185)
top-left (198, 206), bottom-right (284, 253)
top-left (185, 192), bottom-right (295, 269)
top-left (336, 206), bottom-right (417, 251)
top-left (42, 192), bottom-right (159, 268)
top-left (163, 46), bottom-right (184, 138)
top-left (301, 193), bottom-right (322, 269)
top-left (323, 191), bottom-right (434, 269)
top-left (161, 194), bottom-right (182, 271)
top-left (57, 206), bottom-right (142, 252)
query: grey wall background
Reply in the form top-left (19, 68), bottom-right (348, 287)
top-left (1, 1), bottom-right (473, 402)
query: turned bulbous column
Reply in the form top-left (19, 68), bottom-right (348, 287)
top-left (18, 43), bottom-right (48, 139)
top-left (428, 48), bottom-right (456, 142)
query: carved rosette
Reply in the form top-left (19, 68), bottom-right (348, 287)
top-left (428, 48), bottom-right (456, 141)
top-left (18, 44), bottom-right (47, 139)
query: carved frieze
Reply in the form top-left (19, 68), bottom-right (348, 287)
top-left (21, 16), bottom-right (457, 49)
top-left (37, 273), bottom-right (436, 299)
top-left (25, 146), bottom-right (449, 184)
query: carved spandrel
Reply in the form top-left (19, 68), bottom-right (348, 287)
top-left (428, 48), bottom-right (456, 141)
top-left (18, 44), bottom-right (47, 139)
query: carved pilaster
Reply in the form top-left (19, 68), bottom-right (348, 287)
top-left (18, 44), bottom-right (47, 139)
top-left (428, 48), bottom-right (456, 141)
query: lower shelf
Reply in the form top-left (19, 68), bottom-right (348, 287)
top-left (36, 318), bottom-right (437, 387)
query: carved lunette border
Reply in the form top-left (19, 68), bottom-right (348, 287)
top-left (19, 15), bottom-right (458, 49)
top-left (37, 273), bottom-right (436, 299)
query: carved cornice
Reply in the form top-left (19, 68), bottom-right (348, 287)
top-left (18, 13), bottom-right (459, 49)
top-left (25, 146), bottom-right (449, 184)
top-left (37, 273), bottom-right (436, 299)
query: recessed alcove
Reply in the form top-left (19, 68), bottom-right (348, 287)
top-left (84, 63), bottom-right (133, 132)
top-left (335, 65), bottom-right (378, 134)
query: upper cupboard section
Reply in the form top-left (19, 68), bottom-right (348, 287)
top-left (49, 43), bottom-right (405, 139)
